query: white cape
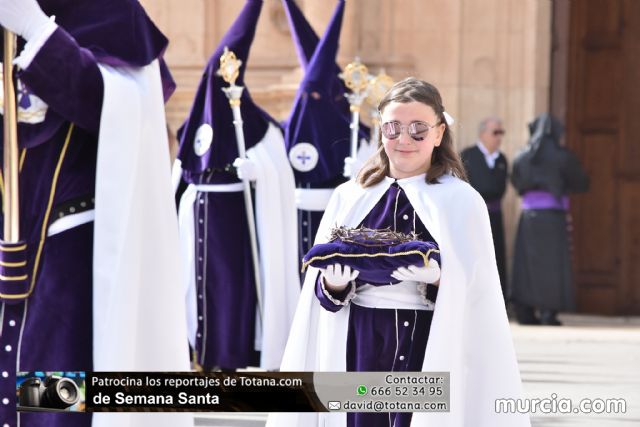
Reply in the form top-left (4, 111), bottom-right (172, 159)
top-left (245, 123), bottom-right (300, 369)
top-left (92, 61), bottom-right (192, 427)
top-left (268, 174), bottom-right (530, 427)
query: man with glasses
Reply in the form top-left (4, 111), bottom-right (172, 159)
top-left (461, 117), bottom-right (508, 301)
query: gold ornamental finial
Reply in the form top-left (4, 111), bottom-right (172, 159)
top-left (340, 57), bottom-right (370, 94)
top-left (366, 69), bottom-right (394, 108)
top-left (217, 46), bottom-right (242, 86)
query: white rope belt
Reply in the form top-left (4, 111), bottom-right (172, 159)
top-left (47, 209), bottom-right (95, 237)
top-left (353, 281), bottom-right (433, 311)
top-left (295, 188), bottom-right (334, 211)
top-left (194, 182), bottom-right (244, 193)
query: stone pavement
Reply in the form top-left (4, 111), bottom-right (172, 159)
top-left (514, 314), bottom-right (640, 426)
top-left (195, 314), bottom-right (640, 426)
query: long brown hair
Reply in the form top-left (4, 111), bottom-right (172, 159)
top-left (358, 77), bottom-right (467, 187)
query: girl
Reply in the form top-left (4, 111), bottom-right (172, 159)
top-left (269, 77), bottom-right (529, 427)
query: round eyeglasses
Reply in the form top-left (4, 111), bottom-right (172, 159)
top-left (381, 121), bottom-right (438, 142)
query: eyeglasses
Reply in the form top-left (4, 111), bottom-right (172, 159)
top-left (381, 121), bottom-right (438, 142)
top-left (492, 129), bottom-right (506, 136)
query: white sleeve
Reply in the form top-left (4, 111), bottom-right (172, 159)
top-left (14, 17), bottom-right (58, 70)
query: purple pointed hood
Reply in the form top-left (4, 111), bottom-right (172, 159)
top-left (177, 0), bottom-right (280, 183)
top-left (3, 0), bottom-right (175, 150)
top-left (282, 0), bottom-right (320, 71)
top-left (36, 0), bottom-right (169, 69)
top-left (283, 0), bottom-right (368, 185)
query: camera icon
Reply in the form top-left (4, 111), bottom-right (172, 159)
top-left (18, 375), bottom-right (81, 410)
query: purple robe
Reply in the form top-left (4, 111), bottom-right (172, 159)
top-left (314, 182), bottom-right (438, 427)
top-left (0, 30), bottom-right (99, 427)
top-left (176, 0), bottom-right (272, 370)
top-left (0, 3), bottom-right (172, 425)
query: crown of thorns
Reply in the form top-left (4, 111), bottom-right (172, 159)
top-left (329, 226), bottom-right (420, 248)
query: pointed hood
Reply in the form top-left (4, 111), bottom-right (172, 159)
top-left (304, 0), bottom-right (344, 92)
top-left (282, 0), bottom-right (320, 71)
top-left (4, 0), bottom-right (174, 150)
top-left (177, 0), bottom-right (279, 183)
top-left (283, 0), bottom-right (368, 185)
top-left (38, 0), bottom-right (168, 68)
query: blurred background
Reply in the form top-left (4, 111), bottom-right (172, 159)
top-left (141, 0), bottom-right (640, 317)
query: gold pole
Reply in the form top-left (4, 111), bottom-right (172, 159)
top-left (3, 29), bottom-right (21, 242)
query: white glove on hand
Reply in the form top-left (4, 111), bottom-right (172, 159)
top-left (320, 263), bottom-right (359, 292)
top-left (343, 156), bottom-right (364, 179)
top-left (391, 259), bottom-right (440, 285)
top-left (0, 0), bottom-right (50, 41)
top-left (233, 157), bottom-right (258, 181)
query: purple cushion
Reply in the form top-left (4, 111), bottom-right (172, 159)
top-left (302, 228), bottom-right (440, 285)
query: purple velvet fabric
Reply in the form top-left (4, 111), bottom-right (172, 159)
top-left (304, 240), bottom-right (440, 285)
top-left (192, 191), bottom-right (260, 369)
top-left (283, 0), bottom-right (369, 186)
top-left (0, 122), bottom-right (97, 427)
top-left (17, 28), bottom-right (104, 139)
top-left (4, 0), bottom-right (175, 149)
top-left (0, 2), bottom-right (171, 424)
top-left (314, 182), bottom-right (440, 308)
top-left (177, 0), bottom-right (278, 183)
top-left (0, 241), bottom-right (29, 300)
top-left (282, 0), bottom-right (320, 71)
top-left (38, 0), bottom-right (168, 68)
top-left (347, 304), bottom-right (432, 427)
top-left (298, 209), bottom-right (325, 262)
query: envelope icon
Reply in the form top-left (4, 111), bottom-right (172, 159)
top-left (328, 401), bottom-right (341, 410)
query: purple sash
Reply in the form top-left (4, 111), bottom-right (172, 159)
top-left (521, 191), bottom-right (569, 211)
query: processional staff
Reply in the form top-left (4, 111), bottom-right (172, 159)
top-left (217, 47), bottom-right (263, 323)
top-left (366, 69), bottom-right (394, 145)
top-left (340, 57), bottom-right (370, 178)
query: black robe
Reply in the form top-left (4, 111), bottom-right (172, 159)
top-left (510, 113), bottom-right (589, 311)
top-left (461, 145), bottom-right (508, 296)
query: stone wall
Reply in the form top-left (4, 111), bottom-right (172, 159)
top-left (141, 0), bottom-right (552, 282)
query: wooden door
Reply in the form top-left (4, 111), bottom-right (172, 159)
top-left (553, 0), bottom-right (640, 314)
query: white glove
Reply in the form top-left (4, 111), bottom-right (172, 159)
top-left (391, 259), bottom-right (440, 284)
top-left (320, 263), bottom-right (359, 292)
top-left (0, 0), bottom-right (50, 41)
top-left (343, 156), bottom-right (364, 178)
top-left (233, 157), bottom-right (258, 181)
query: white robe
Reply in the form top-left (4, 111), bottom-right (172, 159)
top-left (267, 173), bottom-right (530, 427)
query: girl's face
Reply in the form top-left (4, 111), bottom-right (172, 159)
top-left (380, 101), bottom-right (445, 179)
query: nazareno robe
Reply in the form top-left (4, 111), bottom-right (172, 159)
top-left (0, 2), bottom-right (191, 427)
top-left (175, 0), bottom-right (299, 371)
top-left (510, 113), bottom-right (589, 312)
top-left (267, 174), bottom-right (530, 427)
